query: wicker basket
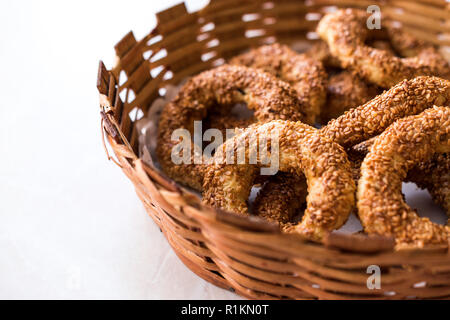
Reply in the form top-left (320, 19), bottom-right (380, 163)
top-left (97, 0), bottom-right (450, 300)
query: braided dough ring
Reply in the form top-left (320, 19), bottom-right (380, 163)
top-left (317, 9), bottom-right (450, 88)
top-left (157, 64), bottom-right (305, 190)
top-left (230, 43), bottom-right (327, 124)
top-left (321, 76), bottom-right (450, 149)
top-left (203, 120), bottom-right (356, 241)
top-left (358, 107), bottom-right (450, 249)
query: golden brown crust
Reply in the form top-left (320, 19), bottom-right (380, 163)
top-left (317, 9), bottom-right (450, 88)
top-left (321, 76), bottom-right (450, 149)
top-left (202, 120), bottom-right (356, 242)
top-left (252, 74), bottom-right (381, 227)
top-left (354, 138), bottom-right (450, 218)
top-left (256, 136), bottom-right (448, 231)
top-left (306, 40), bottom-right (395, 69)
top-left (388, 27), bottom-right (450, 79)
top-left (230, 43), bottom-right (328, 124)
top-left (253, 150), bottom-right (363, 229)
top-left (243, 43), bottom-right (331, 224)
top-left (157, 64), bottom-right (305, 190)
top-left (357, 107), bottom-right (450, 249)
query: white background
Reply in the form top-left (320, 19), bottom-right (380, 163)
top-left (0, 0), bottom-right (239, 299)
top-left (1, 0), bottom-right (447, 300)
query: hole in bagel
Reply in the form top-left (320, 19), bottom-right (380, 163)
top-left (336, 213), bottom-right (363, 234)
top-left (364, 37), bottom-right (404, 58)
top-left (361, 25), bottom-right (426, 59)
top-left (201, 102), bottom-right (254, 155)
top-left (230, 102), bottom-right (254, 120)
top-left (403, 182), bottom-right (447, 225)
top-left (247, 174), bottom-right (308, 224)
top-left (243, 180), bottom-right (448, 233)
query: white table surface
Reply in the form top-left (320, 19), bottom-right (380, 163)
top-left (1, 0), bottom-right (447, 300)
top-left (0, 0), bottom-right (239, 300)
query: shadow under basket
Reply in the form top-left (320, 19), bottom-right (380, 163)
top-left (97, 0), bottom-right (450, 300)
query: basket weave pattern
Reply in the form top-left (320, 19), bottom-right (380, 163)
top-left (97, 0), bottom-right (450, 299)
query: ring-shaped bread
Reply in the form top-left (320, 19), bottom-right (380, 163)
top-left (230, 43), bottom-right (327, 124)
top-left (255, 76), bottom-right (450, 229)
top-left (354, 138), bottom-right (449, 211)
top-left (202, 120), bottom-right (356, 242)
top-left (353, 138), bottom-right (449, 220)
top-left (321, 76), bottom-right (450, 149)
top-left (157, 64), bottom-right (305, 190)
top-left (357, 106), bottom-right (450, 249)
top-left (317, 9), bottom-right (450, 88)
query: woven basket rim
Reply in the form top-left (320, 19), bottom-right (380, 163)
top-left (97, 0), bottom-right (450, 300)
top-left (96, 0), bottom-right (450, 254)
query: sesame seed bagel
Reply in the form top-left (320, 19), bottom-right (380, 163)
top-left (356, 137), bottom-right (450, 211)
top-left (353, 139), bottom-right (449, 218)
top-left (230, 43), bottom-right (327, 124)
top-left (317, 9), bottom-right (450, 88)
top-left (357, 106), bottom-right (450, 249)
top-left (241, 44), bottom-right (378, 226)
top-left (352, 136), bottom-right (450, 221)
top-left (321, 76), bottom-right (450, 149)
top-left (255, 77), bottom-right (450, 229)
top-left (202, 120), bottom-right (356, 242)
top-left (157, 64), bottom-right (305, 190)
